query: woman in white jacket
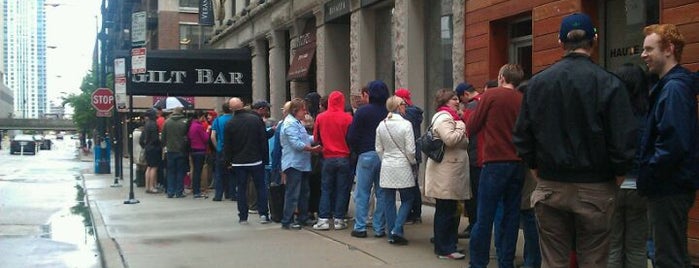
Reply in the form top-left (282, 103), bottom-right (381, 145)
top-left (375, 96), bottom-right (417, 245)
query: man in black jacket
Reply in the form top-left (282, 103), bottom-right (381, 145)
top-left (224, 97), bottom-right (271, 225)
top-left (512, 13), bottom-right (635, 267)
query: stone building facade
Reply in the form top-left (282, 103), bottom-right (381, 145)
top-left (209, 0), bottom-right (466, 120)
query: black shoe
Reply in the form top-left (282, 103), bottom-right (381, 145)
top-left (176, 194), bottom-right (187, 198)
top-left (167, 194), bottom-right (174, 198)
top-left (212, 197), bottom-right (222, 201)
top-left (430, 237), bottom-right (434, 243)
top-left (405, 217), bottom-right (422, 225)
top-left (374, 232), bottom-right (386, 238)
top-left (389, 235), bottom-right (409, 245)
top-left (351, 230), bottom-right (367, 238)
top-left (458, 229), bottom-right (471, 239)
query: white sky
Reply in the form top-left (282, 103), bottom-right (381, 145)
top-left (45, 0), bottom-right (101, 103)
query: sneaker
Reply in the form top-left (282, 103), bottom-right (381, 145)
top-left (333, 219), bottom-right (347, 230)
top-left (290, 223), bottom-right (303, 230)
top-left (438, 252), bottom-right (465, 260)
top-left (248, 209), bottom-right (258, 214)
top-left (351, 230), bottom-right (367, 238)
top-left (259, 215), bottom-right (271, 224)
top-left (193, 194), bottom-right (204, 199)
top-left (374, 232), bottom-right (386, 238)
top-left (239, 220), bottom-right (249, 225)
top-left (312, 218), bottom-right (330, 230)
top-left (389, 234), bottom-right (409, 245)
top-left (175, 193), bottom-right (187, 198)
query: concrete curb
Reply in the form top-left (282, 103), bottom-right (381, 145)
top-left (84, 174), bottom-right (125, 268)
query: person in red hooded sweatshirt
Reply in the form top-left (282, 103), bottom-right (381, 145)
top-left (312, 91), bottom-right (354, 231)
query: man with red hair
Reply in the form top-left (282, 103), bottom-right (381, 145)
top-left (639, 23), bottom-right (699, 268)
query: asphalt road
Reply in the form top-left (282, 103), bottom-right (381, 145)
top-left (0, 136), bottom-right (100, 268)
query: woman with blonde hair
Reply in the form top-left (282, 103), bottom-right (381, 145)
top-left (424, 89), bottom-right (470, 259)
top-left (375, 96), bottom-right (416, 245)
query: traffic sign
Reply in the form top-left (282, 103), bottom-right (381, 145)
top-left (92, 88), bottom-right (114, 112)
top-left (132, 48), bottom-right (147, 74)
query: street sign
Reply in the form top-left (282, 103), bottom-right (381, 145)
top-left (131, 11), bottom-right (147, 47)
top-left (114, 58), bottom-right (126, 77)
top-left (131, 48), bottom-right (146, 74)
top-left (115, 77), bottom-right (128, 112)
top-left (92, 88), bottom-right (114, 113)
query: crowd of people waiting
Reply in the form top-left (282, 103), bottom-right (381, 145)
top-left (130, 14), bottom-right (699, 268)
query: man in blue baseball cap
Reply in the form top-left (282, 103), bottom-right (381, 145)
top-left (513, 12), bottom-right (636, 267)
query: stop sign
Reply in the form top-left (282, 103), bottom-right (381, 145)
top-left (91, 88), bottom-right (114, 111)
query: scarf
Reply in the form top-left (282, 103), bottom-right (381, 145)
top-left (437, 106), bottom-right (460, 121)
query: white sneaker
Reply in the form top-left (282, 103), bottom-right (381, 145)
top-left (259, 215), bottom-right (271, 224)
top-left (333, 219), bottom-right (347, 230)
top-left (312, 218), bottom-right (330, 230)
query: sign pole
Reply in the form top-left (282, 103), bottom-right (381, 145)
top-left (124, 11), bottom-right (146, 205)
top-left (124, 93), bottom-right (139, 204)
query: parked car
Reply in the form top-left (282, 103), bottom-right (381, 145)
top-left (37, 137), bottom-right (51, 150)
top-left (56, 133), bottom-right (64, 140)
top-left (10, 135), bottom-right (36, 155)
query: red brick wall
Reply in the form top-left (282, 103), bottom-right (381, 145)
top-left (662, 0), bottom-right (699, 71)
top-left (158, 11), bottom-right (180, 49)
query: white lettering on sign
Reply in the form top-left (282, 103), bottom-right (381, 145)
top-left (132, 70), bottom-right (187, 83)
top-left (92, 95), bottom-right (115, 104)
top-left (195, 69), bottom-right (244, 84)
top-left (130, 69), bottom-right (243, 85)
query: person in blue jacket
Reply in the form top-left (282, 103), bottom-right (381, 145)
top-left (638, 24), bottom-right (699, 268)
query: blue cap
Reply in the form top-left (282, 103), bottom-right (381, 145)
top-left (455, 82), bottom-right (474, 96)
top-left (559, 13), bottom-right (596, 42)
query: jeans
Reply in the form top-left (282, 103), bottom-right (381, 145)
top-left (465, 166), bottom-right (482, 230)
top-left (319, 157), bottom-right (352, 219)
top-left (166, 152), bottom-right (187, 196)
top-left (407, 165), bottom-right (422, 220)
top-left (434, 199), bottom-right (459, 255)
top-left (521, 209), bottom-right (541, 268)
top-left (648, 191), bottom-right (695, 268)
top-left (608, 189), bottom-right (647, 268)
top-left (190, 152), bottom-right (205, 195)
top-left (282, 168), bottom-right (310, 226)
top-left (353, 151), bottom-right (385, 234)
top-left (469, 161), bottom-right (524, 268)
top-left (233, 164), bottom-right (268, 220)
top-left (383, 187), bottom-right (414, 237)
top-left (214, 152), bottom-right (236, 199)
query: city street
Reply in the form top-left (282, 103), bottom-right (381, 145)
top-left (0, 136), bottom-right (99, 267)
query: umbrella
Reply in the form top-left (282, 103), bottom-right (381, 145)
top-left (153, 97), bottom-right (194, 110)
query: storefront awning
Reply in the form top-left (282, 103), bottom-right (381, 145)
top-left (287, 45), bottom-right (316, 81)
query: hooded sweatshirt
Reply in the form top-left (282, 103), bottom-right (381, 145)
top-left (161, 112), bottom-right (188, 153)
top-left (347, 80), bottom-right (390, 155)
top-left (314, 91), bottom-right (353, 158)
top-left (637, 64), bottom-right (699, 197)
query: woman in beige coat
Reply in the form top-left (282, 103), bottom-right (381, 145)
top-left (424, 89), bottom-right (470, 260)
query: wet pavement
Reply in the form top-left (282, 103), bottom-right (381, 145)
top-left (0, 138), bottom-right (100, 268)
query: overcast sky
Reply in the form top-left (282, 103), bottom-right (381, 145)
top-left (45, 0), bottom-right (101, 104)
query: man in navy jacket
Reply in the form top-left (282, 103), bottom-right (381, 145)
top-left (639, 24), bottom-right (699, 268)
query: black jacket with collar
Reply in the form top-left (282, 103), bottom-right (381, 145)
top-left (513, 52), bottom-right (636, 183)
top-left (224, 109), bottom-right (269, 166)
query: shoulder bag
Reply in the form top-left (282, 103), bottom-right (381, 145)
top-left (415, 113), bottom-right (446, 163)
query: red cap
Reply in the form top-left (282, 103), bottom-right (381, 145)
top-left (394, 88), bottom-right (413, 106)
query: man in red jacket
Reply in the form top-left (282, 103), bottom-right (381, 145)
top-left (467, 64), bottom-right (525, 268)
top-left (312, 91), bottom-right (354, 231)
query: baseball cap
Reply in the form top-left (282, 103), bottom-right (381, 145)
top-left (455, 82), bottom-right (475, 96)
top-left (559, 13), bottom-right (597, 42)
top-left (251, 100), bottom-right (271, 109)
top-left (394, 88), bottom-right (413, 106)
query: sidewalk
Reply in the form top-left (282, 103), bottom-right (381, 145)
top-left (83, 162), bottom-right (523, 268)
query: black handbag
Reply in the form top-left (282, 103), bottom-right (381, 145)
top-left (416, 114), bottom-right (446, 163)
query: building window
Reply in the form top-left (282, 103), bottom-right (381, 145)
top-left (508, 18), bottom-right (532, 79)
top-left (179, 0), bottom-right (198, 9)
top-left (180, 24), bottom-right (213, 49)
top-left (602, 0), bottom-right (659, 70)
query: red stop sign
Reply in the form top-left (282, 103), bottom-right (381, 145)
top-left (91, 88), bottom-right (114, 111)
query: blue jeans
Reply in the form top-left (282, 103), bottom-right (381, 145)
top-left (434, 199), bottom-right (459, 255)
top-left (353, 151), bottom-right (385, 234)
top-left (520, 209), bottom-right (541, 268)
top-left (190, 152), bottom-right (205, 195)
top-left (383, 187), bottom-right (414, 237)
top-left (282, 168), bottom-right (310, 226)
top-left (166, 152), bottom-right (187, 196)
top-left (319, 157), bottom-right (352, 219)
top-left (233, 164), bottom-right (268, 220)
top-left (214, 152), bottom-right (236, 199)
top-left (469, 161), bottom-right (525, 268)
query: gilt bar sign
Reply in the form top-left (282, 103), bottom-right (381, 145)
top-left (124, 49), bottom-right (252, 99)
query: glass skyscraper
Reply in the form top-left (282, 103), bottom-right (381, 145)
top-left (3, 0), bottom-right (46, 118)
